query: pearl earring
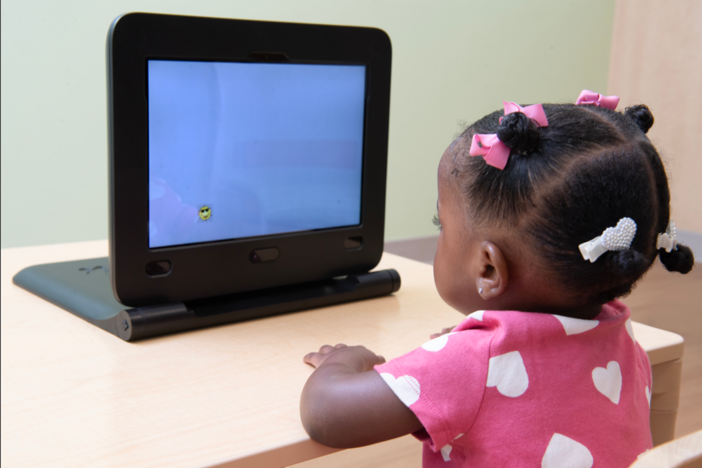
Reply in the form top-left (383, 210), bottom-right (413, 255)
top-left (478, 287), bottom-right (483, 294)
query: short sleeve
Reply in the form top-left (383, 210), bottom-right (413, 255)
top-left (374, 326), bottom-right (494, 451)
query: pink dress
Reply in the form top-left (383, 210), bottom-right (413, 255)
top-left (374, 300), bottom-right (653, 467)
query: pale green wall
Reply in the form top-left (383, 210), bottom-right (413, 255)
top-left (1, 0), bottom-right (615, 248)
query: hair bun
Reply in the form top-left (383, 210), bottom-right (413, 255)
top-left (496, 112), bottom-right (541, 155)
top-left (606, 249), bottom-right (649, 277)
top-left (659, 244), bottom-right (695, 274)
top-left (625, 104), bottom-right (654, 134)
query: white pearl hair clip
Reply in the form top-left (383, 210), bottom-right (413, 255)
top-left (579, 217), bottom-right (637, 263)
top-left (656, 220), bottom-right (677, 252)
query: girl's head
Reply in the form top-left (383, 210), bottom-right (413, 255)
top-left (434, 95), bottom-right (694, 317)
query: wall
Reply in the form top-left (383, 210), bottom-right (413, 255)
top-left (608, 0), bottom-right (702, 235)
top-left (1, 0), bottom-right (615, 248)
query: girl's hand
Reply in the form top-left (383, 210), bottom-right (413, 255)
top-left (300, 343), bottom-right (422, 448)
top-left (303, 343), bottom-right (385, 371)
top-left (430, 325), bottom-right (456, 340)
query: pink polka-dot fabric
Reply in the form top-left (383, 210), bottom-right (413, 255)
top-left (374, 300), bottom-right (653, 467)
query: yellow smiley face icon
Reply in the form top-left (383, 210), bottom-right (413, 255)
top-left (199, 205), bottom-right (212, 221)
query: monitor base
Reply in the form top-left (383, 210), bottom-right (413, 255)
top-left (13, 257), bottom-right (400, 342)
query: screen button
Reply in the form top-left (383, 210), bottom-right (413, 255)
top-left (250, 248), bottom-right (279, 263)
top-left (344, 237), bottom-right (363, 250)
top-left (145, 260), bottom-right (172, 277)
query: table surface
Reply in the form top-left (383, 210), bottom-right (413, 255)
top-left (1, 240), bottom-right (685, 468)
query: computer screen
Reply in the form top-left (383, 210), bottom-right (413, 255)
top-left (147, 60), bottom-right (367, 248)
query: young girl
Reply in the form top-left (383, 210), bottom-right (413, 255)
top-left (300, 90), bottom-right (695, 467)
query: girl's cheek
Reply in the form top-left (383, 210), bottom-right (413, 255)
top-left (433, 261), bottom-right (457, 308)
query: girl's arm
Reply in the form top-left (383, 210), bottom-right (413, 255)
top-left (301, 344), bottom-right (423, 448)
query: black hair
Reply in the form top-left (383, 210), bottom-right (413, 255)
top-left (455, 103), bottom-right (694, 306)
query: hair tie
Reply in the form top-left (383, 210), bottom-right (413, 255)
top-left (469, 102), bottom-right (549, 170)
top-left (576, 90), bottom-right (620, 110)
top-left (656, 220), bottom-right (677, 252)
top-left (579, 217), bottom-right (637, 262)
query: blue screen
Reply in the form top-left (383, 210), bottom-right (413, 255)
top-left (147, 60), bottom-right (366, 248)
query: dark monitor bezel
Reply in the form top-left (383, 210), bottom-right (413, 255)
top-left (107, 12), bottom-right (392, 307)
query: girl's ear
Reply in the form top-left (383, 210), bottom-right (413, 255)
top-left (475, 242), bottom-right (509, 300)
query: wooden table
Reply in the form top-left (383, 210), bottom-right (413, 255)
top-left (1, 240), bottom-right (685, 468)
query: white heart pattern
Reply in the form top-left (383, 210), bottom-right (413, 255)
top-left (379, 373), bottom-right (420, 407)
top-left (592, 361), bottom-right (622, 404)
top-left (541, 433), bottom-right (593, 468)
top-left (421, 333), bottom-right (455, 352)
top-left (468, 310), bottom-right (484, 321)
top-left (440, 444), bottom-right (452, 461)
top-left (486, 351), bottom-right (529, 397)
top-left (553, 315), bottom-right (599, 336)
top-left (645, 386), bottom-right (651, 407)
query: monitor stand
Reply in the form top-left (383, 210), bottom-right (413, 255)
top-left (13, 258), bottom-right (400, 342)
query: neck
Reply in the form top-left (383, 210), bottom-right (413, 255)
top-left (566, 303), bottom-right (603, 320)
top-left (479, 285), bottom-right (604, 320)
top-left (532, 302), bottom-right (603, 320)
top-left (474, 302), bottom-right (603, 320)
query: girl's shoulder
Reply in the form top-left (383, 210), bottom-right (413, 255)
top-left (450, 301), bottom-right (633, 354)
top-left (455, 301), bottom-right (630, 332)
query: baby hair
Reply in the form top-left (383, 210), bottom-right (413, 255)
top-left (454, 102), bottom-right (694, 306)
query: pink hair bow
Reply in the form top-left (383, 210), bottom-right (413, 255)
top-left (469, 133), bottom-right (511, 169)
top-left (500, 102), bottom-right (549, 127)
top-left (575, 90), bottom-right (619, 110)
top-left (469, 102), bottom-right (549, 170)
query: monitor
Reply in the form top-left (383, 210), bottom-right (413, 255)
top-left (107, 13), bottom-right (392, 306)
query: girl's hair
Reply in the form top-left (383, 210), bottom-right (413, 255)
top-left (455, 103), bottom-right (694, 305)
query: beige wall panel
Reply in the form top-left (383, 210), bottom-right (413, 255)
top-left (608, 0), bottom-right (702, 233)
